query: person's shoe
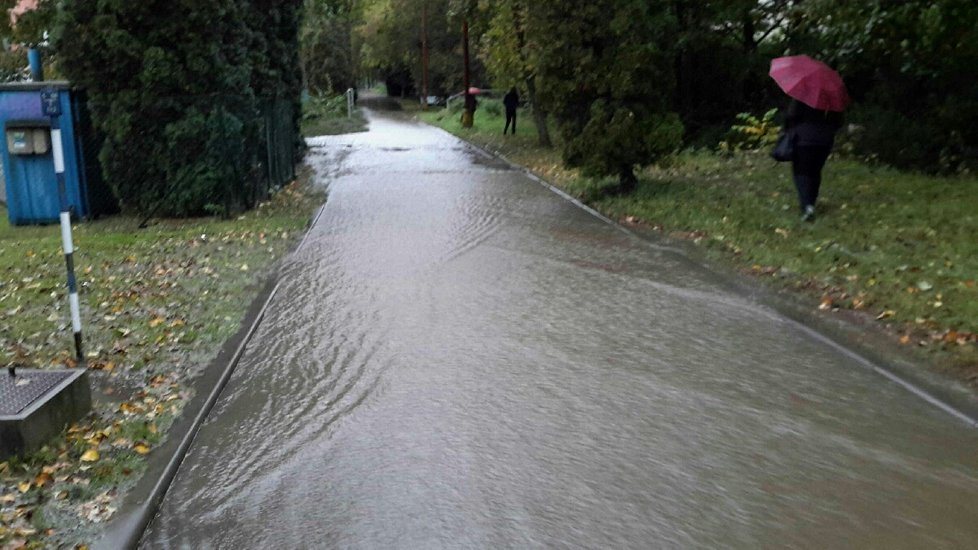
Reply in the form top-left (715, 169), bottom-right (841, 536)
top-left (801, 205), bottom-right (816, 223)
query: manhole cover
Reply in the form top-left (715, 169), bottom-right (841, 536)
top-left (0, 371), bottom-right (73, 416)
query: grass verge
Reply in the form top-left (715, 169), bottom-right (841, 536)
top-left (0, 172), bottom-right (323, 548)
top-left (301, 94), bottom-right (368, 137)
top-left (420, 106), bottom-right (978, 385)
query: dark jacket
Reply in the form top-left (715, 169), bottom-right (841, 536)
top-left (784, 100), bottom-right (843, 147)
top-left (503, 89), bottom-right (519, 112)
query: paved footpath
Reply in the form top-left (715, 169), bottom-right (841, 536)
top-left (142, 109), bottom-right (978, 549)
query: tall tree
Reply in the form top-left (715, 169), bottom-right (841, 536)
top-left (477, 0), bottom-right (550, 146)
top-left (533, 0), bottom-right (682, 191)
top-left (301, 0), bottom-right (360, 94)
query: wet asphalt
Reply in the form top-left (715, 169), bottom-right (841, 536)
top-left (141, 109), bottom-right (978, 549)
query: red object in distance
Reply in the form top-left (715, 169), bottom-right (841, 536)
top-left (769, 55), bottom-right (850, 112)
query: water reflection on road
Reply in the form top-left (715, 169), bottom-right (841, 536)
top-left (143, 110), bottom-right (978, 549)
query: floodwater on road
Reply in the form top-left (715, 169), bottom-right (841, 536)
top-left (142, 109), bottom-right (978, 549)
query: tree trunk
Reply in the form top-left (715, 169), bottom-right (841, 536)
top-left (617, 167), bottom-right (637, 194)
top-left (513, 2), bottom-right (551, 147)
top-left (524, 77), bottom-right (552, 147)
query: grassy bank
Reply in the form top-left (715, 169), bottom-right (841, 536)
top-left (0, 175), bottom-right (322, 548)
top-left (301, 93), bottom-right (368, 137)
top-left (420, 105), bottom-right (978, 384)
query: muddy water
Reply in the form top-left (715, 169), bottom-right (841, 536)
top-left (142, 111), bottom-right (978, 549)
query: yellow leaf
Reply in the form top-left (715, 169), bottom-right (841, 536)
top-left (17, 481), bottom-right (31, 493)
top-left (147, 423), bottom-right (158, 434)
top-left (0, 493), bottom-right (16, 504)
top-left (149, 317), bottom-right (165, 328)
top-left (170, 319), bottom-right (185, 328)
top-left (899, 335), bottom-right (911, 345)
top-left (34, 472), bottom-right (53, 488)
top-left (80, 449), bottom-right (99, 462)
top-left (133, 443), bottom-right (151, 455)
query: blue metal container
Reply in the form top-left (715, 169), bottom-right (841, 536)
top-left (0, 81), bottom-right (114, 225)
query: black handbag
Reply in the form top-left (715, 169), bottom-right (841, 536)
top-left (771, 130), bottom-right (795, 162)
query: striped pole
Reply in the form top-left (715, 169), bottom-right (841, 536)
top-left (50, 114), bottom-right (85, 364)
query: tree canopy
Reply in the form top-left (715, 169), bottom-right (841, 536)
top-left (302, 0), bottom-right (976, 176)
top-left (51, 0), bottom-right (304, 217)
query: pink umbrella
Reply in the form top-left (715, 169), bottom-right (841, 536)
top-left (770, 55), bottom-right (850, 112)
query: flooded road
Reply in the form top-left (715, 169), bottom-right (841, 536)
top-left (143, 110), bottom-right (978, 548)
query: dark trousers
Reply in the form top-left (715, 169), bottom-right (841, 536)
top-left (791, 145), bottom-right (831, 210)
top-left (504, 109), bottom-right (517, 134)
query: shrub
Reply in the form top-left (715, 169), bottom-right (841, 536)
top-left (53, 0), bottom-right (303, 217)
top-left (719, 109), bottom-right (780, 153)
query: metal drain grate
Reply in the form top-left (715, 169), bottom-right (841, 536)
top-left (0, 371), bottom-right (73, 416)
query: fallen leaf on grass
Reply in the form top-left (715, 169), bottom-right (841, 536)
top-left (80, 449), bottom-right (99, 462)
top-left (876, 310), bottom-right (896, 320)
top-left (33, 472), bottom-right (52, 488)
top-left (899, 335), bottom-right (911, 345)
top-left (16, 482), bottom-right (30, 494)
top-left (133, 443), bottom-right (151, 455)
top-left (148, 317), bottom-right (165, 328)
top-left (0, 493), bottom-right (16, 504)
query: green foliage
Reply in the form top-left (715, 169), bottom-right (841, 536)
top-left (720, 109), bottom-right (781, 153)
top-left (0, 0), bottom-right (56, 46)
top-left (533, 0), bottom-right (683, 187)
top-left (480, 98), bottom-right (502, 117)
top-left (791, 0), bottom-right (978, 172)
top-left (302, 94), bottom-right (351, 121)
top-left (0, 49), bottom-right (27, 83)
top-left (357, 0), bottom-right (485, 97)
top-left (301, 0), bottom-right (360, 94)
top-left (300, 93), bottom-right (367, 136)
top-left (52, 0), bottom-right (303, 217)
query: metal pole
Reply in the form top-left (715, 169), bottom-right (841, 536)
top-left (421, 1), bottom-right (429, 111)
top-left (50, 114), bottom-right (85, 363)
top-left (462, 19), bottom-right (472, 128)
top-left (347, 88), bottom-right (354, 118)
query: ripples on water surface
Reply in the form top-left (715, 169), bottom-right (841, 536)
top-left (143, 111), bottom-right (978, 549)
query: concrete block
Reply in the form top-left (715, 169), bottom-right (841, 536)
top-left (0, 369), bottom-right (91, 459)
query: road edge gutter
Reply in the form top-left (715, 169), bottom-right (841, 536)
top-left (443, 128), bottom-right (978, 429)
top-left (95, 199), bottom-right (326, 549)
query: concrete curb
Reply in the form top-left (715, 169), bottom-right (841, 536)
top-left (94, 278), bottom-right (283, 549)
top-left (446, 130), bottom-right (978, 429)
top-left (95, 200), bottom-right (326, 549)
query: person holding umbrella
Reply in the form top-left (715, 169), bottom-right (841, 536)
top-left (769, 55), bottom-right (849, 222)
